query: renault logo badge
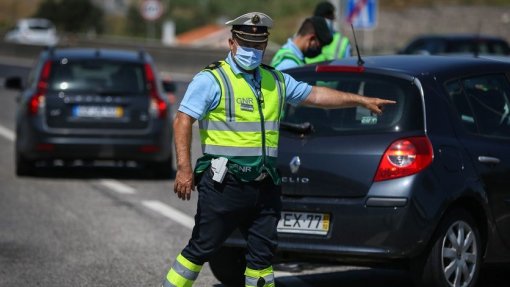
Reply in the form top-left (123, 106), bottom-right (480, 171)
top-left (289, 156), bottom-right (301, 174)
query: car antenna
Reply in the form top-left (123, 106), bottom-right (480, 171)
top-left (350, 23), bottom-right (364, 66)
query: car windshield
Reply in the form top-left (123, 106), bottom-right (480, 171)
top-left (446, 40), bottom-right (509, 55)
top-left (28, 23), bottom-right (52, 30)
top-left (282, 72), bottom-right (424, 135)
top-left (48, 60), bottom-right (146, 94)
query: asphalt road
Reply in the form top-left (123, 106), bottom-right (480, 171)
top-left (0, 62), bottom-right (508, 287)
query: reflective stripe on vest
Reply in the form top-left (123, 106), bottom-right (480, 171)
top-left (164, 253), bottom-right (202, 287)
top-left (326, 32), bottom-right (349, 59)
top-left (199, 61), bottom-right (285, 160)
top-left (270, 48), bottom-right (304, 68)
top-left (245, 266), bottom-right (275, 287)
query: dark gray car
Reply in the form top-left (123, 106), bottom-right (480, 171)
top-left (209, 55), bottom-right (510, 287)
top-left (5, 48), bottom-right (174, 177)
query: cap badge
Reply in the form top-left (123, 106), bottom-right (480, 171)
top-left (251, 14), bottom-right (260, 24)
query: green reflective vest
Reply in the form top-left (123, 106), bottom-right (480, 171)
top-left (195, 61), bottom-right (286, 184)
top-left (305, 32), bottom-right (350, 64)
top-left (270, 47), bottom-right (304, 68)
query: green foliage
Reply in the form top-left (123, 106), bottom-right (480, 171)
top-left (165, 0), bottom-right (323, 43)
top-left (33, 0), bottom-right (103, 33)
top-left (125, 3), bottom-right (146, 38)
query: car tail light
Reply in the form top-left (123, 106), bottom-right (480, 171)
top-left (374, 136), bottom-right (433, 182)
top-left (139, 145), bottom-right (160, 153)
top-left (144, 63), bottom-right (167, 119)
top-left (35, 143), bottom-right (54, 152)
top-left (29, 60), bottom-right (52, 116)
top-left (316, 65), bottom-right (365, 73)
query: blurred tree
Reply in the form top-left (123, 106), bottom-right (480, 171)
top-left (125, 2), bottom-right (169, 39)
top-left (33, 0), bottom-right (103, 34)
top-left (125, 3), bottom-right (147, 38)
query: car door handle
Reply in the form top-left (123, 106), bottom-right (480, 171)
top-left (478, 156), bottom-right (500, 165)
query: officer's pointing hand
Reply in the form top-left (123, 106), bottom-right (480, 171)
top-left (174, 169), bottom-right (195, 201)
top-left (363, 98), bottom-right (396, 115)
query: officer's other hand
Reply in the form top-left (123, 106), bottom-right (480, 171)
top-left (174, 169), bottom-right (195, 200)
top-left (363, 97), bottom-right (396, 115)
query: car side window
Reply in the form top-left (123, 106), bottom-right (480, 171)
top-left (447, 81), bottom-right (477, 133)
top-left (449, 74), bottom-right (510, 138)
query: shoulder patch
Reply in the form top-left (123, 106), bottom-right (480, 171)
top-left (260, 63), bottom-right (275, 70)
top-left (204, 61), bottom-right (223, 70)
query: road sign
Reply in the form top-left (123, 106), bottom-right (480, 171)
top-left (140, 0), bottom-right (164, 21)
top-left (344, 0), bottom-right (378, 30)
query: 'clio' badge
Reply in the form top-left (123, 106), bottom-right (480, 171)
top-left (289, 156), bottom-right (301, 174)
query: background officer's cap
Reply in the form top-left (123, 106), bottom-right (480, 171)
top-left (314, 1), bottom-right (336, 19)
top-left (307, 16), bottom-right (333, 46)
top-left (225, 12), bottom-right (272, 43)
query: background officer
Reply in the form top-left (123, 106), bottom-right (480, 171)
top-left (162, 11), bottom-right (395, 287)
top-left (270, 16), bottom-right (332, 70)
top-left (306, 1), bottom-right (352, 64)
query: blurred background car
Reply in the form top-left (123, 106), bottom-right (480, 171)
top-left (398, 34), bottom-right (510, 55)
top-left (210, 55), bottom-right (510, 287)
top-left (4, 47), bottom-right (176, 178)
top-left (4, 18), bottom-right (59, 46)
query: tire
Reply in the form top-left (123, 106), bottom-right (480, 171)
top-left (412, 208), bottom-right (482, 287)
top-left (209, 247), bottom-right (246, 287)
top-left (15, 152), bottom-right (34, 176)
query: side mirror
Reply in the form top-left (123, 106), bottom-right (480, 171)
top-left (162, 79), bottom-right (177, 93)
top-left (4, 76), bottom-right (23, 90)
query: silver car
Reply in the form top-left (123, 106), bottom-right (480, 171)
top-left (4, 18), bottom-right (59, 46)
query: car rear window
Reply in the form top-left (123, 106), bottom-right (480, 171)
top-left (48, 60), bottom-right (146, 94)
top-left (282, 72), bottom-right (424, 135)
top-left (28, 24), bottom-right (52, 30)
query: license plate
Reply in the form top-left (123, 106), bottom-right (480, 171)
top-left (72, 106), bottom-right (123, 118)
top-left (277, 211), bottom-right (330, 235)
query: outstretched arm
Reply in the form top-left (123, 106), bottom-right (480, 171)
top-left (173, 111), bottom-right (197, 201)
top-left (302, 86), bottom-right (396, 114)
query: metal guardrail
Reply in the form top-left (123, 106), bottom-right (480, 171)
top-left (0, 38), bottom-right (277, 79)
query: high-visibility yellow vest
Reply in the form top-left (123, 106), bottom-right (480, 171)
top-left (306, 32), bottom-right (350, 64)
top-left (196, 61), bottom-right (286, 183)
top-left (270, 47), bottom-right (304, 68)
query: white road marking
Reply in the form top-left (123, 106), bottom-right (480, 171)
top-left (0, 124), bottom-right (15, 142)
top-left (142, 200), bottom-right (195, 229)
top-left (99, 179), bottom-right (136, 194)
top-left (0, 119), bottom-right (311, 286)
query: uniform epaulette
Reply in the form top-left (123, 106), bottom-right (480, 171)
top-left (260, 63), bottom-right (275, 70)
top-left (204, 61), bottom-right (223, 70)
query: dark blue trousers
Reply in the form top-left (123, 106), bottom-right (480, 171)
top-left (181, 168), bottom-right (282, 270)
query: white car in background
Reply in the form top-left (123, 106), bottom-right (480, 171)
top-left (4, 18), bottom-right (59, 46)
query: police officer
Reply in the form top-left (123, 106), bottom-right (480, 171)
top-left (270, 16), bottom-right (332, 70)
top-left (162, 12), bottom-right (395, 287)
top-left (306, 1), bottom-right (352, 64)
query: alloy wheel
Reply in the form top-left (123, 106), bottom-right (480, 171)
top-left (441, 220), bottom-right (478, 287)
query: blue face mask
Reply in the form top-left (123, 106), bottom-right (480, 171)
top-left (234, 44), bottom-right (264, 71)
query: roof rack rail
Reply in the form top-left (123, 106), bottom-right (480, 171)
top-left (44, 45), bottom-right (55, 56)
top-left (138, 49), bottom-right (147, 60)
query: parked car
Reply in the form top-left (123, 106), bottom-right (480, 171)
top-left (398, 34), bottom-right (510, 56)
top-left (209, 55), bottom-right (510, 287)
top-left (4, 47), bottom-right (176, 177)
top-left (4, 18), bottom-right (59, 46)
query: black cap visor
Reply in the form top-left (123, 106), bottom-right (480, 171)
top-left (232, 25), bottom-right (269, 43)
